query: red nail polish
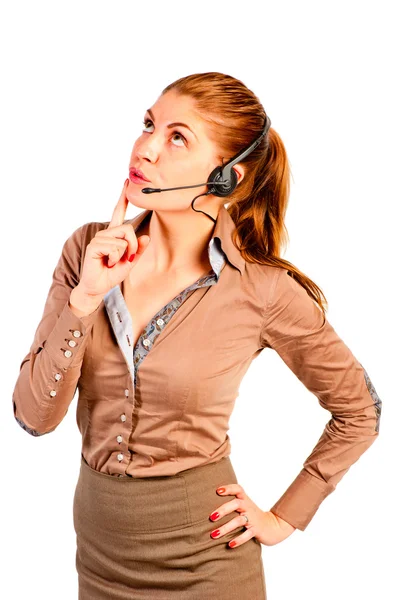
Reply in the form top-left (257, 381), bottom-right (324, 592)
top-left (211, 529), bottom-right (220, 538)
top-left (217, 487), bottom-right (225, 494)
top-left (210, 512), bottom-right (219, 521)
top-left (129, 254), bottom-right (135, 262)
top-left (229, 541), bottom-right (237, 548)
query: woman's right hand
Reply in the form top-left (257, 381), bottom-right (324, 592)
top-left (77, 178), bottom-right (150, 299)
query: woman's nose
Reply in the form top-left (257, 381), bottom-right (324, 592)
top-left (135, 138), bottom-right (159, 162)
top-left (136, 148), bottom-right (156, 164)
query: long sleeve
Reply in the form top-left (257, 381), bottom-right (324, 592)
top-left (260, 268), bottom-right (382, 531)
top-left (12, 223), bottom-right (103, 436)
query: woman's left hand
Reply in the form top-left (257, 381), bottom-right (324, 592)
top-left (209, 483), bottom-right (297, 548)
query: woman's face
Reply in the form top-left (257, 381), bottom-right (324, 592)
top-left (126, 91), bottom-right (222, 212)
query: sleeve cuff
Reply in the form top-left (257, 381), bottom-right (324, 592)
top-left (44, 298), bottom-right (103, 370)
top-left (269, 468), bottom-right (336, 531)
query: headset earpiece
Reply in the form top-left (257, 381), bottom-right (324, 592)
top-left (207, 165), bottom-right (238, 198)
top-left (206, 114), bottom-right (271, 199)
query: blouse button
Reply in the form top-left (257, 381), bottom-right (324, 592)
top-left (124, 389), bottom-right (129, 397)
top-left (120, 414), bottom-right (126, 422)
top-left (49, 390), bottom-right (57, 397)
top-left (117, 453), bottom-right (124, 462)
top-left (156, 318), bottom-right (164, 327)
top-left (68, 340), bottom-right (77, 348)
top-left (54, 373), bottom-right (62, 381)
top-left (116, 435), bottom-right (123, 443)
top-left (72, 330), bottom-right (82, 338)
top-left (64, 350), bottom-right (73, 358)
top-left (143, 339), bottom-right (151, 347)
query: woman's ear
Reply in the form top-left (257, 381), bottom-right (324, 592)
top-left (233, 165), bottom-right (245, 185)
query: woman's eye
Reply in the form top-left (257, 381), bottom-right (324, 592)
top-left (142, 119), bottom-right (154, 132)
top-left (142, 119), bottom-right (186, 147)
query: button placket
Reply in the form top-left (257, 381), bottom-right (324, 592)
top-left (103, 287), bottom-right (136, 397)
top-left (121, 389), bottom-right (128, 424)
top-left (116, 387), bottom-right (129, 465)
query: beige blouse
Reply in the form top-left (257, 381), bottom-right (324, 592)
top-left (12, 204), bottom-right (382, 531)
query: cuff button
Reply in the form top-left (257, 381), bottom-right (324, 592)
top-left (49, 390), bottom-right (57, 397)
top-left (64, 350), bottom-right (73, 358)
top-left (73, 330), bottom-right (82, 338)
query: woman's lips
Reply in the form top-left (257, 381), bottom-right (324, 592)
top-left (129, 169), bottom-right (149, 184)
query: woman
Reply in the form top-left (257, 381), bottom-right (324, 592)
top-left (12, 72), bottom-right (382, 599)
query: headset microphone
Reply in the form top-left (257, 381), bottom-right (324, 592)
top-left (140, 114), bottom-right (271, 223)
top-left (141, 180), bottom-right (227, 194)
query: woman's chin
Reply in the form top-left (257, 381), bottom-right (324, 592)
top-left (126, 192), bottom-right (152, 210)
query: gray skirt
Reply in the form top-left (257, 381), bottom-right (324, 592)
top-left (73, 453), bottom-right (267, 599)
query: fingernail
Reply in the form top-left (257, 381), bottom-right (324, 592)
top-left (210, 512), bottom-right (219, 521)
top-left (210, 529), bottom-right (220, 538)
top-left (128, 254), bottom-right (135, 262)
top-left (229, 541), bottom-right (237, 548)
top-left (217, 488), bottom-right (225, 494)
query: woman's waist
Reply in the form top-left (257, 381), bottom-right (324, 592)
top-left (75, 450), bottom-right (237, 533)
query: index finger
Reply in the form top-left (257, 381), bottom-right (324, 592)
top-left (108, 178), bottom-right (130, 230)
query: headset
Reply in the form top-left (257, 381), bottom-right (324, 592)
top-left (141, 114), bottom-right (271, 223)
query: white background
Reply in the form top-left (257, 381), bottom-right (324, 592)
top-left (1, 1), bottom-right (396, 598)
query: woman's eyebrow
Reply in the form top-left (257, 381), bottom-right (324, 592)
top-left (146, 108), bottom-right (198, 140)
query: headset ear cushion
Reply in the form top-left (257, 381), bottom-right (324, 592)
top-left (207, 165), bottom-right (238, 197)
